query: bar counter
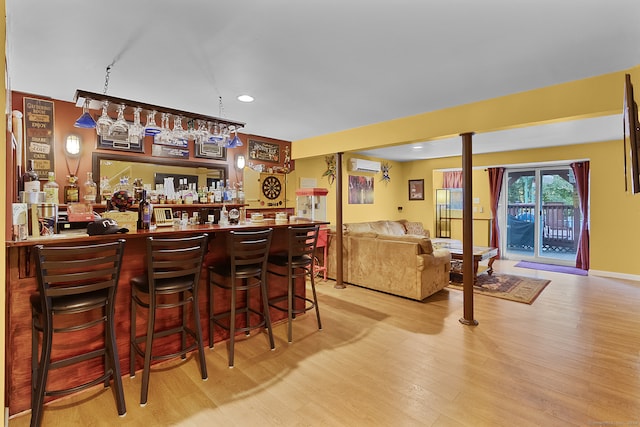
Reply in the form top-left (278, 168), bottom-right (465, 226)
top-left (5, 219), bottom-right (328, 416)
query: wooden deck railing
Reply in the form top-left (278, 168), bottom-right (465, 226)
top-left (507, 203), bottom-right (578, 250)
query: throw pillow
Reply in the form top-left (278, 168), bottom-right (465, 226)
top-left (404, 221), bottom-right (429, 237)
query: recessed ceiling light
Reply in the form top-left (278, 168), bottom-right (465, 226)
top-left (237, 94), bottom-right (254, 103)
top-left (412, 145), bottom-right (423, 150)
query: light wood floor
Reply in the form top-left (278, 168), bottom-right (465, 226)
top-left (9, 260), bottom-right (640, 427)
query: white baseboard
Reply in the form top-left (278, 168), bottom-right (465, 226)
top-left (589, 269), bottom-right (640, 282)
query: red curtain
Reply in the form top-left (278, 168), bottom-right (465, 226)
top-left (488, 167), bottom-right (505, 258)
top-left (443, 170), bottom-right (463, 188)
top-left (570, 161), bottom-right (590, 270)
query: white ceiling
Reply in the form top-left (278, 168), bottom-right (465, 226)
top-left (6, 0), bottom-right (640, 161)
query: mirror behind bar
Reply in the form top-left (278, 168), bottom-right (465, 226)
top-left (92, 152), bottom-right (227, 195)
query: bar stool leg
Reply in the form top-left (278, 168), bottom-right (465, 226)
top-left (140, 299), bottom-right (156, 406)
top-left (261, 278), bottom-right (276, 350)
top-left (209, 273), bottom-right (215, 349)
top-left (31, 318), bottom-right (52, 427)
top-left (309, 268), bottom-right (322, 330)
top-left (192, 289), bottom-right (208, 380)
top-left (107, 303), bottom-right (126, 415)
top-left (130, 292), bottom-right (137, 378)
top-left (181, 291), bottom-right (187, 360)
top-left (229, 279), bottom-right (237, 367)
top-left (287, 271), bottom-right (294, 343)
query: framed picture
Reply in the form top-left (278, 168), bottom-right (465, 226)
top-left (97, 124), bottom-right (144, 153)
top-left (195, 142), bottom-right (226, 160)
top-left (248, 139), bottom-right (280, 163)
top-left (408, 179), bottom-right (424, 200)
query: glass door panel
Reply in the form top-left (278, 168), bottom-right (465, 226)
top-left (504, 170), bottom-right (537, 259)
top-left (539, 168), bottom-right (579, 263)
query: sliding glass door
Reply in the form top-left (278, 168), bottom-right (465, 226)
top-left (503, 167), bottom-right (579, 265)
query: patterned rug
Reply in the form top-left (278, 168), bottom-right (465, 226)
top-left (448, 273), bottom-right (551, 304)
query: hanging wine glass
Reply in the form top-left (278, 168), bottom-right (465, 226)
top-left (144, 110), bottom-right (161, 136)
top-left (172, 116), bottom-right (187, 144)
top-left (158, 113), bottom-right (172, 144)
top-left (208, 122), bottom-right (225, 145)
top-left (96, 101), bottom-right (113, 136)
top-left (74, 98), bottom-right (97, 129)
top-left (109, 104), bottom-right (129, 136)
top-left (195, 120), bottom-right (209, 144)
top-left (128, 107), bottom-right (144, 146)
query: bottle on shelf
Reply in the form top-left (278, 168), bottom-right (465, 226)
top-left (43, 171), bottom-right (59, 204)
top-left (213, 182), bottom-right (222, 203)
top-left (22, 159), bottom-right (40, 193)
top-left (83, 171), bottom-right (97, 204)
top-left (64, 175), bottom-right (79, 204)
top-left (100, 176), bottom-right (112, 204)
top-left (133, 178), bottom-right (144, 203)
top-left (137, 190), bottom-right (151, 230)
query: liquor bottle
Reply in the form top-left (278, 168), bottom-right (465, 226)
top-left (137, 190), bottom-right (151, 230)
top-left (133, 178), bottom-right (144, 203)
top-left (22, 159), bottom-right (40, 193)
top-left (64, 175), bottom-right (80, 204)
top-left (83, 172), bottom-right (97, 204)
top-left (43, 171), bottom-right (59, 204)
top-left (100, 176), bottom-right (112, 204)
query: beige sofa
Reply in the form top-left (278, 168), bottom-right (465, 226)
top-left (326, 220), bottom-right (451, 300)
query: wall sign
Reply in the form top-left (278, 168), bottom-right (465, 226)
top-left (23, 97), bottom-right (55, 179)
top-left (248, 139), bottom-right (280, 163)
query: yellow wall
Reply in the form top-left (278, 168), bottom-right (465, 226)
top-left (293, 154), bottom-right (406, 224)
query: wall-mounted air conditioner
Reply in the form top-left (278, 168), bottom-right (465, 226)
top-left (350, 158), bottom-right (381, 173)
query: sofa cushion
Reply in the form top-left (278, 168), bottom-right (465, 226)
top-left (345, 222), bottom-right (374, 233)
top-left (384, 220), bottom-right (407, 236)
top-left (375, 234), bottom-right (433, 254)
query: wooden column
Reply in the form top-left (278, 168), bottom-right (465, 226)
top-left (459, 132), bottom-right (478, 326)
top-left (334, 152), bottom-right (346, 289)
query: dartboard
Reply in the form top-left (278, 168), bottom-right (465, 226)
top-left (262, 175), bottom-right (282, 200)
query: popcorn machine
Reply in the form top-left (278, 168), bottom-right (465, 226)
top-left (295, 187), bottom-right (329, 221)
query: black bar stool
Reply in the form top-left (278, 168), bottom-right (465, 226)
top-left (31, 240), bottom-right (127, 427)
top-left (268, 225), bottom-right (322, 343)
top-left (130, 234), bottom-right (208, 406)
top-left (208, 229), bottom-right (274, 367)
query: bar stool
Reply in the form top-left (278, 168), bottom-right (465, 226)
top-left (31, 240), bottom-right (127, 427)
top-left (208, 229), bottom-right (274, 367)
top-left (130, 234), bottom-right (208, 406)
top-left (268, 225), bottom-right (322, 343)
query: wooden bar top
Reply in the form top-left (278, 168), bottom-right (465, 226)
top-left (6, 218), bottom-right (329, 247)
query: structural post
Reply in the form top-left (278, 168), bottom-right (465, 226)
top-left (459, 132), bottom-right (478, 326)
top-left (334, 152), bottom-right (346, 289)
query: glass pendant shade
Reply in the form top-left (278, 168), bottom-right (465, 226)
top-left (74, 99), bottom-right (97, 128)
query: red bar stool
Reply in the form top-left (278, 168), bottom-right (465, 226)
top-left (130, 234), bottom-right (208, 406)
top-left (30, 240), bottom-right (127, 427)
top-left (208, 229), bottom-right (274, 367)
top-left (268, 225), bottom-right (322, 343)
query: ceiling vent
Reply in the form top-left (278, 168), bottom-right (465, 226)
top-left (350, 158), bottom-right (381, 173)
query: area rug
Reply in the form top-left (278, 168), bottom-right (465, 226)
top-left (448, 273), bottom-right (550, 304)
top-left (514, 261), bottom-right (588, 276)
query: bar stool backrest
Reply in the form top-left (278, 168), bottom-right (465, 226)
top-left (34, 240), bottom-right (126, 312)
top-left (288, 225), bottom-right (320, 265)
top-left (145, 234), bottom-right (208, 291)
top-left (228, 229), bottom-right (273, 271)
